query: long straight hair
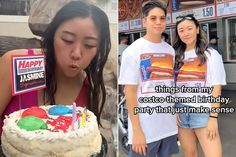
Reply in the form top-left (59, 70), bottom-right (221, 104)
top-left (173, 15), bottom-right (209, 68)
top-left (41, 1), bottom-right (111, 124)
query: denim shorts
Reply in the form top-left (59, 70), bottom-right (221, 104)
top-left (175, 103), bottom-right (210, 128)
top-left (129, 134), bottom-right (179, 157)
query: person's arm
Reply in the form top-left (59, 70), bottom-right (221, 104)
top-left (0, 52), bottom-right (14, 116)
top-left (207, 85), bottom-right (221, 140)
top-left (124, 85), bottom-right (147, 156)
top-left (210, 85), bottom-right (221, 117)
top-left (207, 50), bottom-right (226, 140)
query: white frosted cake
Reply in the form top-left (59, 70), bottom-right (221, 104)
top-left (1, 105), bottom-right (102, 157)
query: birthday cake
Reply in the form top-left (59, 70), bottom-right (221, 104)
top-left (1, 105), bottom-right (102, 157)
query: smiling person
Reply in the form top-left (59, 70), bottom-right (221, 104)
top-left (119, 1), bottom-right (178, 157)
top-left (174, 15), bottom-right (226, 157)
top-left (0, 1), bottom-right (110, 135)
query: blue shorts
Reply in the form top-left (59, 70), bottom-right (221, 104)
top-left (128, 134), bottom-right (179, 157)
top-left (175, 103), bottom-right (210, 128)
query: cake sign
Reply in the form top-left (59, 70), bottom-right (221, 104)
top-left (11, 55), bottom-right (46, 95)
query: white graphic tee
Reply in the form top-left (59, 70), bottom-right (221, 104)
top-left (119, 38), bottom-right (177, 144)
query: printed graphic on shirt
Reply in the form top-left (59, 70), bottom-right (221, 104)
top-left (177, 57), bottom-right (206, 82)
top-left (140, 53), bottom-right (174, 81)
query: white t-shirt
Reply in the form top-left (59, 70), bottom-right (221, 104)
top-left (175, 48), bottom-right (226, 108)
top-left (119, 38), bottom-right (177, 144)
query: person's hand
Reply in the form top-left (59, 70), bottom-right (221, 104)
top-left (132, 129), bottom-right (147, 156)
top-left (207, 117), bottom-right (218, 140)
top-left (176, 113), bottom-right (182, 127)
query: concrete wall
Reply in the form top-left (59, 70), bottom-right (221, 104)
top-left (225, 63), bottom-right (236, 82)
top-left (0, 15), bottom-right (35, 38)
top-left (218, 18), bottom-right (236, 88)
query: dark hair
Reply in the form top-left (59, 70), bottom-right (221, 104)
top-left (210, 35), bottom-right (219, 40)
top-left (119, 33), bottom-right (129, 44)
top-left (161, 32), bottom-right (169, 40)
top-left (142, 1), bottom-right (167, 17)
top-left (173, 15), bottom-right (209, 68)
top-left (41, 1), bottom-right (111, 124)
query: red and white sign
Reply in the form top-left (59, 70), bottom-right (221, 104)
top-left (172, 5), bottom-right (215, 23)
top-left (217, 1), bottom-right (236, 17)
top-left (129, 18), bottom-right (142, 30)
top-left (119, 20), bottom-right (129, 32)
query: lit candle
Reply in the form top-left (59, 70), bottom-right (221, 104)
top-left (81, 113), bottom-right (85, 127)
top-left (78, 117), bottom-right (80, 129)
top-left (84, 107), bottom-right (87, 115)
top-left (72, 102), bottom-right (77, 130)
